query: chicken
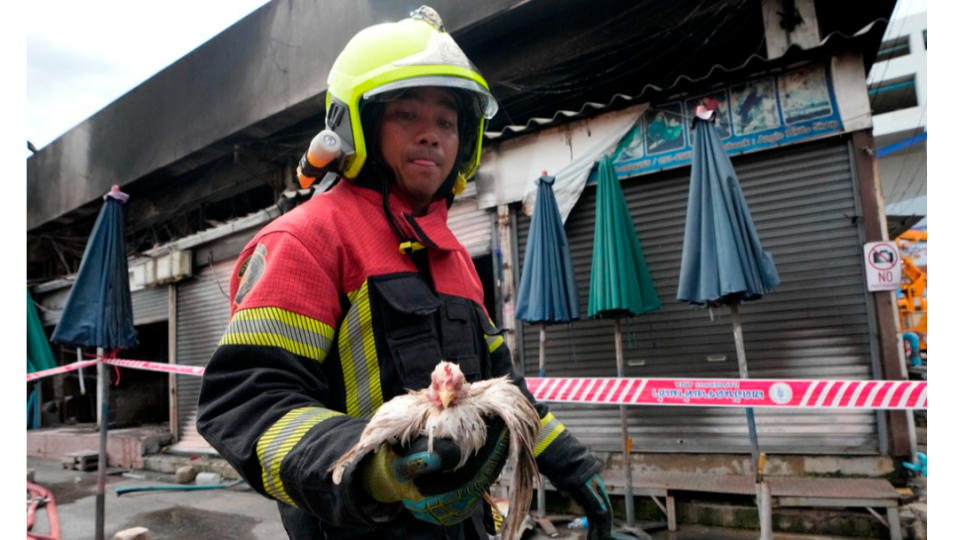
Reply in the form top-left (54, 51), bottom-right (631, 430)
top-left (329, 360), bottom-right (541, 540)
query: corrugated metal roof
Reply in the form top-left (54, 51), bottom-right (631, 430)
top-left (484, 19), bottom-right (886, 141)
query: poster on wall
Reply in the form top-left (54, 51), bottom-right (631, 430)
top-left (604, 63), bottom-right (844, 180)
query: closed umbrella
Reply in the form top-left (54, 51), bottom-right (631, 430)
top-left (28, 288), bottom-right (58, 429)
top-left (51, 185), bottom-right (137, 540)
top-left (516, 172), bottom-right (581, 375)
top-left (516, 172), bottom-right (580, 515)
top-left (588, 155), bottom-right (660, 528)
top-left (677, 103), bottom-right (780, 539)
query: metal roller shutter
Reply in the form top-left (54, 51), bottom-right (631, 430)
top-left (448, 186), bottom-right (493, 257)
top-left (34, 284), bottom-right (170, 327)
top-left (172, 258), bottom-right (235, 454)
top-left (132, 286), bottom-right (170, 325)
top-left (516, 138), bottom-right (880, 455)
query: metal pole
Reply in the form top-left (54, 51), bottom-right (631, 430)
top-left (756, 479), bottom-right (773, 540)
top-left (538, 324), bottom-right (547, 378)
top-left (730, 304), bottom-right (771, 540)
top-left (77, 347), bottom-right (86, 395)
top-left (537, 323), bottom-right (547, 515)
top-left (96, 348), bottom-right (108, 540)
top-left (34, 381), bottom-right (42, 429)
top-left (730, 304), bottom-right (760, 473)
top-left (615, 318), bottom-right (635, 527)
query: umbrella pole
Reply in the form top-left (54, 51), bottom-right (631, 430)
top-left (614, 318), bottom-right (636, 527)
top-left (730, 304), bottom-right (760, 472)
top-left (538, 323), bottom-right (547, 378)
top-left (96, 348), bottom-right (108, 540)
top-left (730, 304), bottom-right (772, 540)
top-left (537, 323), bottom-right (547, 515)
top-left (34, 381), bottom-right (43, 428)
top-left (77, 347), bottom-right (86, 395)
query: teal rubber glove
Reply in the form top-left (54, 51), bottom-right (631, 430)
top-left (361, 417), bottom-right (510, 526)
top-left (568, 474), bottom-right (613, 540)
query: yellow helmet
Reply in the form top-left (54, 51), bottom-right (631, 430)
top-left (325, 6), bottom-right (498, 188)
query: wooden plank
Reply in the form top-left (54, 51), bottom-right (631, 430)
top-left (767, 476), bottom-right (900, 499)
top-left (777, 496), bottom-right (897, 508)
top-left (887, 507), bottom-right (903, 540)
top-left (613, 471), bottom-right (899, 500)
top-left (609, 471), bottom-right (756, 495)
top-left (666, 495), bottom-right (676, 532)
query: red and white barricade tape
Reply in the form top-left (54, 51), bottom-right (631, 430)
top-left (525, 377), bottom-right (927, 410)
top-left (26, 359), bottom-right (100, 382)
top-left (27, 357), bottom-right (205, 382)
top-left (27, 360), bottom-right (926, 411)
top-left (100, 358), bottom-right (206, 377)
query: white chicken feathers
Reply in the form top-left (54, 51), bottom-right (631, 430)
top-left (329, 361), bottom-right (541, 540)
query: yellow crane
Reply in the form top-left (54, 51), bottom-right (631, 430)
top-left (896, 229), bottom-right (926, 354)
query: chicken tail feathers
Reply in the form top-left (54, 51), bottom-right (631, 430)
top-left (490, 387), bottom-right (541, 540)
top-left (499, 423), bottom-right (539, 540)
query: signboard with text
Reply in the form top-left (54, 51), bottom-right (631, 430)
top-left (864, 241), bottom-right (902, 291)
top-left (596, 63), bottom-right (845, 181)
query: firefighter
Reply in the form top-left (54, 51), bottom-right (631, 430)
top-left (197, 6), bottom-right (614, 539)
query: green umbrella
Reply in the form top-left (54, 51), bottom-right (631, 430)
top-left (588, 155), bottom-right (660, 527)
top-left (28, 288), bottom-right (57, 429)
top-left (27, 288), bottom-right (57, 374)
top-left (588, 157), bottom-right (661, 318)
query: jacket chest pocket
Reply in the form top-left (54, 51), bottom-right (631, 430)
top-left (369, 275), bottom-right (483, 390)
top-left (438, 298), bottom-right (484, 381)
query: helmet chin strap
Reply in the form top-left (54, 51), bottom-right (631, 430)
top-left (357, 100), bottom-right (460, 252)
top-left (439, 169), bottom-right (459, 208)
top-left (355, 153), bottom-right (413, 249)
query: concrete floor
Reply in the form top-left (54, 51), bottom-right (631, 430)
top-left (28, 456), bottom-right (877, 540)
top-left (28, 457), bottom-right (286, 540)
top-left (530, 522), bottom-right (868, 540)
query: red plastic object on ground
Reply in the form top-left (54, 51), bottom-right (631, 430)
top-left (27, 481), bottom-right (61, 540)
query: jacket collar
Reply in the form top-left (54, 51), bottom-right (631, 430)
top-left (342, 180), bottom-right (462, 252)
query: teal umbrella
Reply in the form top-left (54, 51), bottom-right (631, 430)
top-left (28, 288), bottom-right (57, 429)
top-left (588, 156), bottom-right (661, 318)
top-left (588, 155), bottom-right (660, 528)
top-left (677, 105), bottom-right (780, 539)
top-left (27, 288), bottom-right (57, 374)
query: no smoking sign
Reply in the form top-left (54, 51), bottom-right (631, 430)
top-left (863, 241), bottom-right (901, 291)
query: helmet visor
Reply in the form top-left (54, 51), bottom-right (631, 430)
top-left (363, 75), bottom-right (498, 119)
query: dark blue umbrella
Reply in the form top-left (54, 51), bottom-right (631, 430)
top-left (50, 185), bottom-right (136, 540)
top-left (676, 110), bottom-right (779, 306)
top-left (516, 171), bottom-right (579, 514)
top-left (677, 106), bottom-right (780, 539)
top-left (51, 187), bottom-right (137, 350)
top-left (516, 173), bottom-right (580, 377)
top-left (515, 172), bottom-right (581, 517)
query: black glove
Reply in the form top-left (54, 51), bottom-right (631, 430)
top-left (568, 474), bottom-right (613, 540)
top-left (362, 416), bottom-right (509, 527)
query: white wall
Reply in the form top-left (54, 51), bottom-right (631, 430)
top-left (867, 10), bottom-right (926, 220)
top-left (867, 11), bottom-right (927, 138)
